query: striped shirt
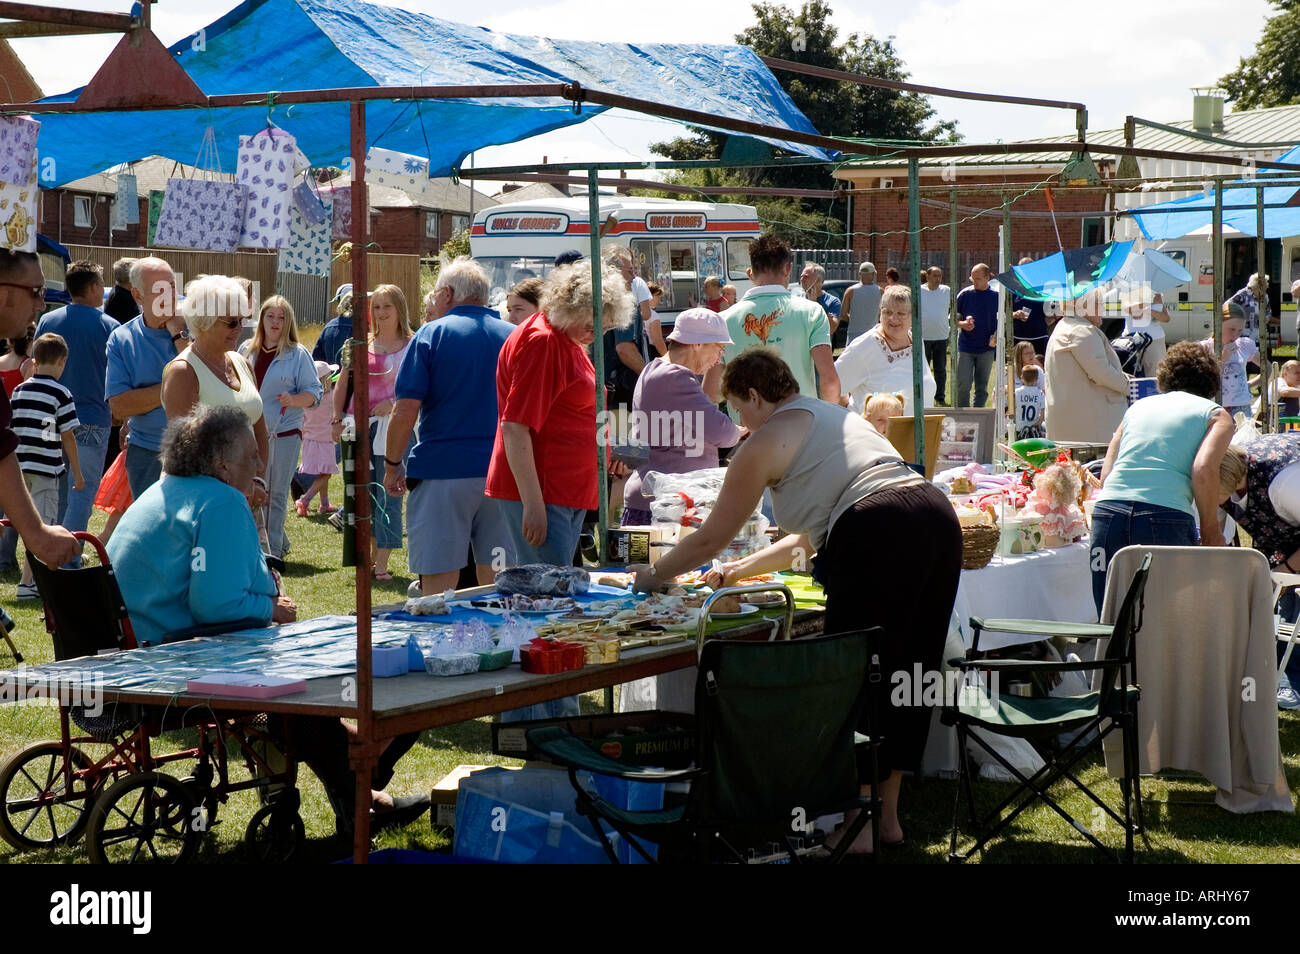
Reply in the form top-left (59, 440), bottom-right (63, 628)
top-left (11, 375), bottom-right (78, 477)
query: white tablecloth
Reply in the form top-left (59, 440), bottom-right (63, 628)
top-left (923, 540), bottom-right (1098, 777)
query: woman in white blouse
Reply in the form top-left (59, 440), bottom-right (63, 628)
top-left (834, 284), bottom-right (936, 415)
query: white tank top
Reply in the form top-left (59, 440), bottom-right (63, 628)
top-left (181, 347), bottom-right (264, 425)
top-left (768, 395), bottom-right (924, 550)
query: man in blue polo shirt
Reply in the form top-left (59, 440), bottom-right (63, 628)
top-left (104, 257), bottom-right (187, 497)
top-left (36, 260), bottom-right (119, 535)
top-left (954, 263), bottom-right (1000, 408)
top-left (382, 257), bottom-right (516, 595)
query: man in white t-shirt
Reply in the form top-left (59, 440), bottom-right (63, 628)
top-left (608, 247), bottom-right (656, 356)
top-left (919, 266), bottom-right (951, 404)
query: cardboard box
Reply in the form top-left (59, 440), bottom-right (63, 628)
top-left (430, 763), bottom-right (525, 829)
top-left (491, 712), bottom-right (696, 769)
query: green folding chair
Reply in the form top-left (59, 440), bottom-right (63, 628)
top-left (526, 628), bottom-right (884, 864)
top-left (943, 553), bottom-right (1151, 863)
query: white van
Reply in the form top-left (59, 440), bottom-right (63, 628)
top-left (470, 196), bottom-right (761, 319)
top-left (1141, 235), bottom-right (1300, 344)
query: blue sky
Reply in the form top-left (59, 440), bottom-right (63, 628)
top-left (12, 0), bottom-right (1282, 175)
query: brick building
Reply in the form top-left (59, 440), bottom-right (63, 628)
top-left (832, 96), bottom-right (1300, 286)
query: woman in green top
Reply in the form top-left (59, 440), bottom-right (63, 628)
top-left (1090, 341), bottom-right (1234, 612)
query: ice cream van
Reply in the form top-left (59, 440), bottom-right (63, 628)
top-left (470, 196), bottom-right (762, 319)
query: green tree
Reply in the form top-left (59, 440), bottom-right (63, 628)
top-left (1220, 0), bottom-right (1300, 109)
top-left (648, 1), bottom-right (957, 247)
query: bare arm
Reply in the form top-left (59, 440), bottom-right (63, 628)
top-left (501, 421), bottom-right (547, 546)
top-left (701, 362), bottom-right (723, 404)
top-left (0, 454), bottom-right (79, 565)
top-left (1192, 409), bottom-right (1234, 547)
top-left (382, 398), bottom-right (419, 496)
top-left (161, 360), bottom-right (200, 420)
top-left (615, 341), bottom-right (646, 375)
top-left (1099, 424), bottom-right (1123, 484)
top-left (252, 415), bottom-right (269, 478)
top-left (711, 532), bottom-right (813, 586)
top-left (648, 321), bottom-right (667, 357)
top-left (812, 344), bottom-right (840, 404)
top-left (109, 384), bottom-right (163, 420)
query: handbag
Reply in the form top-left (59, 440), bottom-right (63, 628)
top-left (154, 128), bottom-right (248, 252)
top-left (236, 128), bottom-right (303, 249)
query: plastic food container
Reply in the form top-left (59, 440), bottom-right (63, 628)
top-left (423, 653), bottom-right (481, 676)
top-left (475, 648), bottom-right (513, 671)
top-left (520, 643), bottom-right (565, 674)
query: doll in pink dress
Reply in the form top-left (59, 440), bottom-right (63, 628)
top-left (295, 361), bottom-right (339, 515)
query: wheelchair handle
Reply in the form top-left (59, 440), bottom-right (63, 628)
top-left (0, 520), bottom-right (111, 566)
top-left (695, 583), bottom-right (796, 658)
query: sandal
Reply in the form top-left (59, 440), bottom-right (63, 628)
top-left (295, 499), bottom-right (309, 517)
top-left (319, 504), bottom-right (338, 514)
top-left (373, 568), bottom-right (393, 582)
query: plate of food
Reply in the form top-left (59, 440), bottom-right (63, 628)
top-left (707, 596), bottom-right (761, 618)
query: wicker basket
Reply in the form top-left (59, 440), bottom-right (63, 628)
top-left (961, 523), bottom-right (999, 570)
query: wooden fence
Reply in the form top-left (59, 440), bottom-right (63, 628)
top-left (67, 245), bottom-right (423, 326)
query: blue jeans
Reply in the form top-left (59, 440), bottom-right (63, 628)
top-left (124, 443), bottom-right (161, 499)
top-left (1088, 500), bottom-right (1197, 614)
top-left (366, 420), bottom-right (405, 552)
top-left (956, 350), bottom-right (995, 408)
top-left (497, 498), bottom-right (586, 723)
top-left (497, 499), bottom-right (585, 566)
top-left (59, 424), bottom-right (110, 535)
top-left (265, 433), bottom-right (301, 560)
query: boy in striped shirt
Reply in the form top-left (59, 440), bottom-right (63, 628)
top-left (12, 333), bottom-right (81, 598)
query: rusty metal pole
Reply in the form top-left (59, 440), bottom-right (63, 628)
top-left (349, 99), bottom-right (375, 866)
top-left (907, 158), bottom-right (924, 465)
top-left (948, 189), bottom-right (958, 405)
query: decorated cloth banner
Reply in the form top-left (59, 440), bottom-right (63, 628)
top-left (293, 179), bottom-right (328, 226)
top-left (365, 147), bottom-right (440, 203)
top-left (114, 172), bottom-right (139, 227)
top-left (236, 129), bottom-right (304, 249)
top-left (154, 178), bottom-right (249, 252)
top-left (0, 116), bottom-right (39, 190)
top-left (147, 190), bottom-right (165, 246)
top-left (324, 184), bottom-right (352, 240)
top-left (278, 196), bottom-right (333, 276)
top-left (0, 153), bottom-right (38, 253)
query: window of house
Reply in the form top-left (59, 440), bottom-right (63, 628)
top-left (451, 214), bottom-right (469, 236)
top-left (73, 196), bottom-right (92, 229)
top-left (425, 213), bottom-right (439, 239)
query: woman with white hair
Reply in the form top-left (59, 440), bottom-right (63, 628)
top-left (239, 295), bottom-right (322, 569)
top-left (1227, 272), bottom-right (1272, 346)
top-left (486, 258), bottom-right (633, 721)
top-left (161, 274), bottom-right (270, 515)
top-left (1044, 288), bottom-right (1129, 444)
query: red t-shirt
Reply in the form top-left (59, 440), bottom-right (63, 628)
top-left (485, 312), bottom-right (598, 510)
top-left (704, 296), bottom-right (727, 313)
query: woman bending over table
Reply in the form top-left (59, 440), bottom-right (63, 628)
top-left (630, 347), bottom-right (962, 854)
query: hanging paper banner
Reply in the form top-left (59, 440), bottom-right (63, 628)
top-left (236, 129), bottom-right (304, 249)
top-left (0, 153), bottom-right (38, 252)
top-left (365, 147), bottom-right (441, 204)
top-left (155, 178), bottom-right (249, 252)
top-left (278, 197), bottom-right (333, 276)
top-left (147, 190), bottom-right (165, 246)
top-left (114, 172), bottom-right (139, 227)
top-left (0, 116), bottom-right (39, 190)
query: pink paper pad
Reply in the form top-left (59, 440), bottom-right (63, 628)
top-left (187, 674), bottom-right (307, 699)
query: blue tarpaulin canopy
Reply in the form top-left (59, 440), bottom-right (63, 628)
top-left (1126, 144), bottom-right (1300, 240)
top-left (996, 241), bottom-right (1134, 301)
top-left (34, 0), bottom-right (832, 187)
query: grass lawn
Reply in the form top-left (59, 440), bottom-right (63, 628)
top-left (0, 320), bottom-right (1294, 864)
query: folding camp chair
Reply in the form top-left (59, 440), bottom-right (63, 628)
top-left (526, 628), bottom-right (884, 864)
top-left (943, 553), bottom-right (1151, 864)
top-left (1269, 570), bottom-right (1300, 675)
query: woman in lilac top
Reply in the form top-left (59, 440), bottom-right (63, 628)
top-left (621, 308), bottom-right (741, 524)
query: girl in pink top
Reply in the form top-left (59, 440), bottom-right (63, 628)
top-left (296, 360), bottom-right (340, 515)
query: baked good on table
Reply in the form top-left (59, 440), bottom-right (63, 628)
top-left (711, 595), bottom-right (742, 614)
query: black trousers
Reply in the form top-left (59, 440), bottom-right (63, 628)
top-left (272, 715), bottom-right (420, 828)
top-left (821, 482), bottom-right (962, 779)
top-left (924, 339), bottom-right (948, 404)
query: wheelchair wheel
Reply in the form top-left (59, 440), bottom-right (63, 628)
top-left (244, 800), bottom-right (305, 864)
top-left (86, 772), bottom-right (199, 864)
top-left (0, 741), bottom-right (102, 850)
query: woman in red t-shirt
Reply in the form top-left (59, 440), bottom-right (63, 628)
top-left (486, 259), bottom-right (634, 566)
